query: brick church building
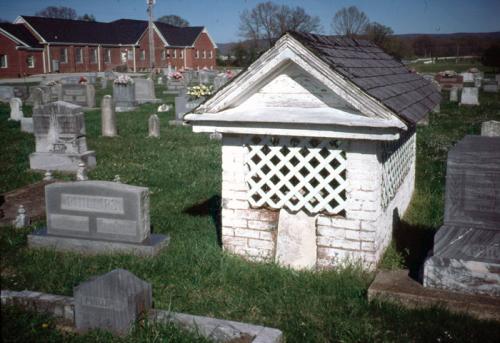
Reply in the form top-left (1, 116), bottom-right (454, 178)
top-left (0, 16), bottom-right (217, 78)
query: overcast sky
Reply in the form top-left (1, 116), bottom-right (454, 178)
top-left (2, 0), bottom-right (500, 43)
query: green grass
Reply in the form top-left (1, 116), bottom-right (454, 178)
top-left (1, 85), bottom-right (500, 342)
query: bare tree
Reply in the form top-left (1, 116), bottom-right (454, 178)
top-left (364, 22), bottom-right (393, 46)
top-left (78, 14), bottom-right (96, 22)
top-left (35, 6), bottom-right (77, 20)
top-left (332, 6), bottom-right (369, 37)
top-left (157, 15), bottom-right (189, 27)
top-left (239, 1), bottom-right (320, 48)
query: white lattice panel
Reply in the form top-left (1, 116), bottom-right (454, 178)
top-left (381, 129), bottom-right (416, 208)
top-left (244, 136), bottom-right (347, 215)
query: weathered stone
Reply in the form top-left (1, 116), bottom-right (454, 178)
top-left (9, 97), bottom-right (23, 121)
top-left (100, 77), bottom-right (108, 89)
top-left (101, 95), bottom-right (117, 137)
top-left (424, 135), bottom-right (500, 296)
top-left (483, 81), bottom-right (498, 93)
top-left (481, 120), bottom-right (500, 137)
top-left (449, 87), bottom-right (458, 102)
top-left (113, 83), bottom-right (136, 112)
top-left (460, 87), bottom-right (479, 106)
top-left (134, 78), bottom-right (159, 104)
top-left (76, 162), bottom-right (88, 181)
top-left (74, 269), bottom-right (152, 335)
top-left (59, 84), bottom-right (95, 108)
top-left (172, 96), bottom-right (202, 124)
top-left (29, 101), bottom-right (96, 172)
top-left (0, 85), bottom-right (14, 102)
top-left (368, 269), bottom-right (500, 322)
top-left (148, 114), bottom-right (160, 138)
top-left (27, 181), bottom-right (169, 256)
top-left (276, 209), bottom-right (316, 270)
top-left (13, 205), bottom-right (30, 228)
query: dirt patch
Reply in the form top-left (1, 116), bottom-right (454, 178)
top-left (0, 181), bottom-right (56, 226)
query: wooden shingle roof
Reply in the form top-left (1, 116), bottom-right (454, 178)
top-left (289, 31), bottom-right (441, 124)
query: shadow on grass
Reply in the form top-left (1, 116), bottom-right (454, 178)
top-left (183, 195), bottom-right (222, 246)
top-left (392, 209), bottom-right (437, 281)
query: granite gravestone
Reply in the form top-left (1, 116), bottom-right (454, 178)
top-left (29, 101), bottom-right (96, 172)
top-left (461, 72), bottom-right (474, 83)
top-left (483, 80), bottom-right (498, 93)
top-left (59, 84), bottom-right (96, 108)
top-left (423, 135), bottom-right (500, 296)
top-left (481, 121), bottom-right (500, 137)
top-left (100, 77), bottom-right (108, 89)
top-left (74, 269), bottom-right (152, 335)
top-left (101, 95), bottom-right (117, 137)
top-left (171, 96), bottom-right (202, 125)
top-left (9, 97), bottom-right (23, 121)
top-left (31, 87), bottom-right (47, 108)
top-left (0, 85), bottom-right (14, 102)
top-left (134, 78), bottom-right (159, 104)
top-left (28, 181), bottom-right (169, 256)
top-left (113, 82), bottom-right (136, 112)
top-left (460, 87), bottom-right (479, 106)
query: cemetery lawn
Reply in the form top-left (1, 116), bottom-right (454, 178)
top-left (1, 85), bottom-right (500, 342)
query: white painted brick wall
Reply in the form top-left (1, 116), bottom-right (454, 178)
top-left (219, 133), bottom-right (416, 271)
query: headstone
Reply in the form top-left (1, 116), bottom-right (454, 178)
top-left (134, 78), bottom-right (159, 104)
top-left (460, 87), bottom-right (479, 106)
top-left (276, 209), bottom-right (317, 270)
top-left (9, 98), bottom-right (23, 121)
top-left (113, 82), bottom-right (136, 112)
top-left (74, 269), bottom-right (152, 335)
top-left (59, 84), bottom-right (95, 108)
top-left (474, 77), bottom-right (482, 88)
top-left (173, 96), bottom-right (202, 124)
top-left (61, 76), bottom-right (80, 85)
top-left (449, 87), bottom-right (458, 102)
top-left (0, 85), bottom-right (14, 102)
top-left (148, 114), bottom-right (160, 138)
top-left (29, 101), bottom-right (96, 172)
top-left (21, 117), bottom-right (34, 133)
top-left (76, 162), bottom-right (88, 181)
top-left (31, 87), bottom-right (45, 108)
top-left (461, 72), bottom-right (474, 83)
top-left (100, 78), bottom-right (108, 89)
top-left (481, 121), bottom-right (500, 137)
top-left (483, 80), bottom-right (498, 93)
top-left (424, 135), bottom-right (500, 296)
top-left (101, 95), bottom-right (117, 137)
top-left (213, 74), bottom-right (228, 90)
top-left (13, 205), bottom-right (30, 228)
top-left (27, 181), bottom-right (169, 256)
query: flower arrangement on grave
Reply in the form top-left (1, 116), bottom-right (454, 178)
top-left (113, 74), bottom-right (133, 85)
top-left (169, 72), bottom-right (183, 80)
top-left (225, 69), bottom-right (235, 79)
top-left (79, 76), bottom-right (88, 84)
top-left (202, 66), bottom-right (209, 71)
top-left (187, 84), bottom-right (213, 100)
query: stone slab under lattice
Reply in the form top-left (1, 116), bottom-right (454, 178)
top-left (276, 209), bottom-right (317, 270)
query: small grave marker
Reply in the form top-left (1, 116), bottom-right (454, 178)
top-left (74, 269), bottom-right (152, 335)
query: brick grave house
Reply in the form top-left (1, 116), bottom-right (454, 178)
top-left (1, 16), bottom-right (217, 78)
top-left (185, 31), bottom-right (441, 270)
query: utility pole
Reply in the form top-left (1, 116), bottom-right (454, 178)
top-left (147, 0), bottom-right (156, 72)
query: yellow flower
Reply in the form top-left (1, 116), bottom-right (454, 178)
top-left (42, 323), bottom-right (49, 329)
